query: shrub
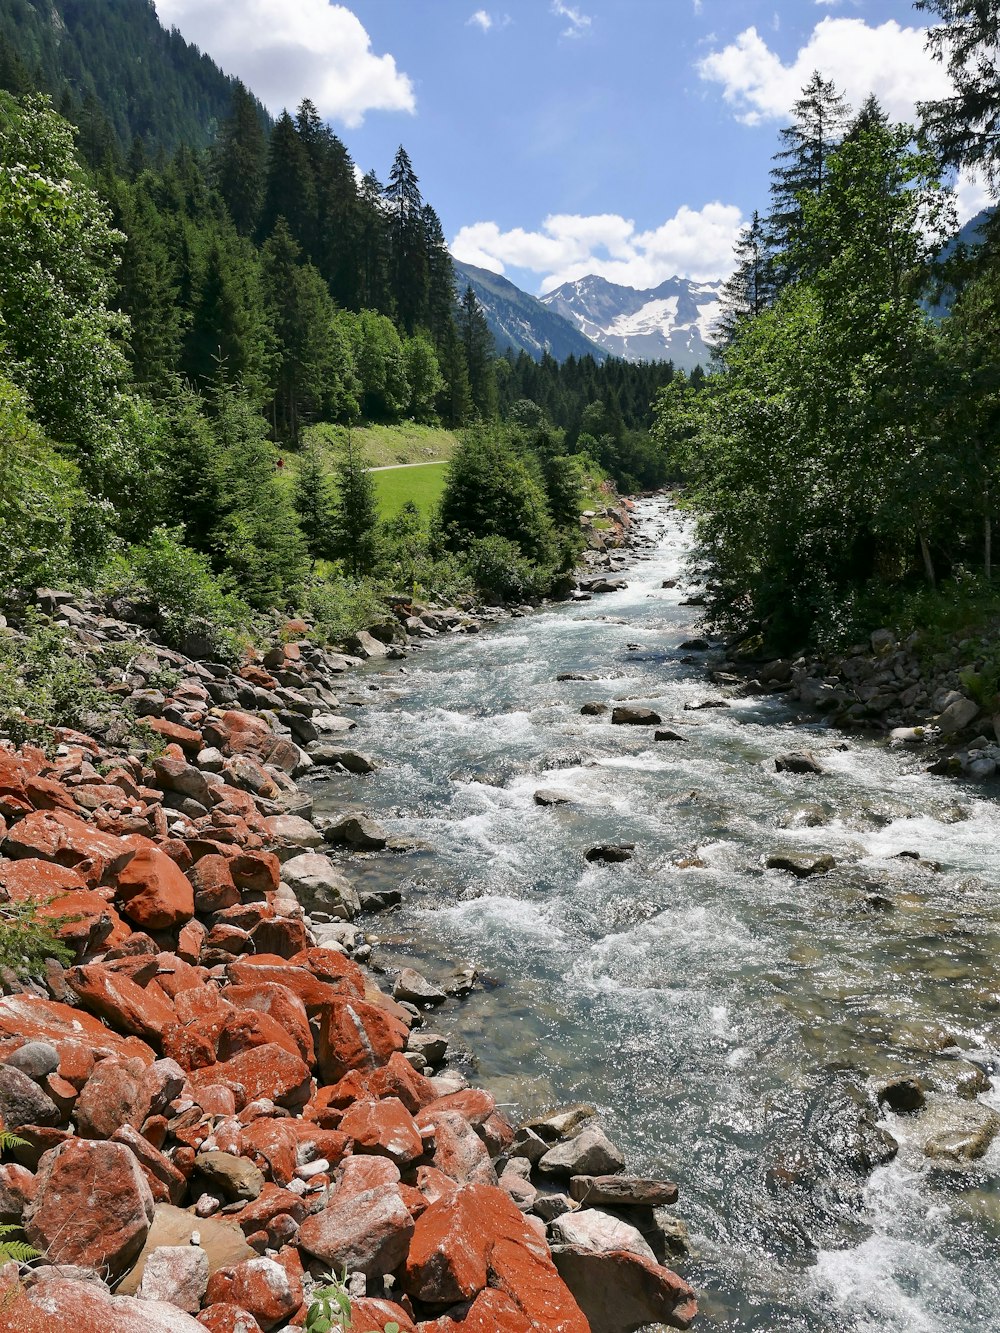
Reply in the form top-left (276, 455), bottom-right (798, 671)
top-left (0, 616), bottom-right (110, 746)
top-left (463, 535), bottom-right (552, 603)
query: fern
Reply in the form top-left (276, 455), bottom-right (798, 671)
top-left (0, 1226), bottom-right (39, 1264)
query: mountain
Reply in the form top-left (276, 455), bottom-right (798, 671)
top-left (540, 274), bottom-right (724, 369)
top-left (453, 259), bottom-right (607, 364)
top-left (0, 0), bottom-right (269, 156)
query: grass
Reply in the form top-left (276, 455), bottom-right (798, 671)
top-left (372, 461), bottom-right (449, 519)
top-left (305, 422), bottom-right (460, 469)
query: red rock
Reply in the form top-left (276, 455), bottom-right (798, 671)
top-left (2, 810), bottom-right (135, 885)
top-left (197, 1304), bottom-right (264, 1333)
top-left (25, 1138), bottom-right (154, 1278)
top-left (190, 855), bottom-right (240, 912)
top-left (368, 1052), bottom-right (438, 1113)
top-left (23, 775), bottom-right (79, 814)
top-left (7, 1270), bottom-right (210, 1331)
top-left (112, 1122), bottom-right (187, 1204)
top-left (203, 711), bottom-right (277, 762)
top-left (250, 914), bottom-right (307, 959)
top-left (415, 1109), bottom-right (497, 1186)
top-left (229, 851), bottom-right (280, 895)
top-left (297, 1183), bottom-right (414, 1278)
top-left (551, 1248), bottom-right (697, 1332)
top-left (147, 718), bottom-right (203, 753)
top-left (0, 855), bottom-right (90, 899)
top-left (289, 947), bottom-right (367, 996)
top-left (0, 860), bottom-right (121, 955)
top-left (422, 1089), bottom-right (497, 1130)
top-left (75, 1056), bottom-right (150, 1139)
top-left (225, 983), bottom-right (314, 1065)
top-left (349, 1299), bottom-right (417, 1333)
top-left (339, 1096), bottom-right (425, 1167)
top-left (204, 1256), bottom-right (302, 1332)
top-left (404, 1184), bottom-right (588, 1332)
top-left (226, 960), bottom-right (357, 1013)
top-left (335, 1155), bottom-right (401, 1194)
top-left (67, 963), bottom-right (177, 1043)
top-left (232, 1183), bottom-right (306, 1237)
top-left (0, 995), bottom-right (155, 1066)
top-left (191, 1044), bottom-right (311, 1111)
top-left (115, 835), bottom-right (195, 929)
top-left (419, 1289), bottom-right (533, 1333)
top-left (237, 1119), bottom-right (298, 1187)
top-left (283, 1120), bottom-right (350, 1167)
top-left (317, 998), bottom-right (409, 1084)
top-left (0, 1161), bottom-right (36, 1221)
top-left (216, 1006), bottom-right (304, 1064)
top-left (415, 1165), bottom-right (461, 1207)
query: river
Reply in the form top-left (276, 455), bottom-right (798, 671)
top-left (313, 497), bottom-right (1000, 1333)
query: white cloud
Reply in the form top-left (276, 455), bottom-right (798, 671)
top-left (451, 203), bottom-right (745, 290)
top-left (552, 1), bottom-right (592, 39)
top-left (155, 0), bottom-right (415, 127)
top-left (697, 17), bottom-right (952, 126)
top-left (955, 169), bottom-right (993, 225)
top-left (468, 10), bottom-right (493, 31)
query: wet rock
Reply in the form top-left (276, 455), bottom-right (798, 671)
top-left (26, 1138), bottom-right (155, 1278)
top-left (537, 1126), bottom-right (626, 1180)
top-left (534, 789), bottom-right (575, 806)
top-left (393, 967), bottom-right (447, 1006)
top-left (323, 814), bottom-right (389, 851)
top-left (280, 852), bottom-right (360, 918)
top-left (585, 845), bottom-right (635, 864)
top-left (569, 1175), bottom-right (679, 1208)
top-left (935, 696), bottom-right (979, 735)
top-left (523, 1104), bottom-right (597, 1141)
top-left (775, 751), bottom-right (824, 775)
top-left (653, 729), bottom-right (688, 743)
top-left (310, 746), bottom-right (378, 774)
top-left (611, 707), bottom-right (662, 726)
top-left (408, 1031), bottom-right (449, 1066)
top-left (923, 1098), bottom-right (1000, 1162)
top-left (580, 703), bottom-right (608, 716)
top-left (765, 852), bottom-right (836, 878)
top-left (683, 699), bottom-right (728, 710)
top-left (138, 1245), bottom-right (209, 1313)
top-left (877, 1076), bottom-right (925, 1114)
top-left (552, 1246), bottom-right (698, 1333)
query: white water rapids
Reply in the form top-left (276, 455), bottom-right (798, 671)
top-left (313, 499), bottom-right (1000, 1331)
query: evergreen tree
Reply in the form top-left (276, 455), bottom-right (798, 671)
top-left (714, 210), bottom-right (775, 348)
top-left (182, 230), bottom-right (273, 404)
top-left (259, 110), bottom-right (317, 249)
top-left (422, 204), bottom-right (456, 345)
top-left (215, 81), bottom-right (267, 236)
top-left (293, 443), bottom-right (338, 567)
top-left (357, 169), bottom-right (391, 312)
top-left (384, 145), bottom-right (428, 333)
top-left (330, 430), bottom-right (380, 576)
top-left (458, 285), bottom-right (498, 418)
top-left (917, 0), bottom-right (1000, 188)
top-left (437, 320), bottom-right (472, 426)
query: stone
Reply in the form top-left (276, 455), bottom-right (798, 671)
top-left (552, 1246), bottom-right (698, 1332)
top-left (75, 1056), bottom-right (149, 1140)
top-left (5, 1040), bottom-right (59, 1081)
top-left (774, 751), bottom-right (824, 775)
top-left (318, 998), bottom-right (409, 1083)
top-left (339, 1096), bottom-right (425, 1166)
top-left (115, 836), bottom-right (195, 929)
top-left (569, 1175), bottom-right (679, 1208)
top-left (280, 852), bottom-right (360, 918)
top-left (417, 1108), bottom-right (497, 1186)
top-left (67, 963), bottom-right (177, 1043)
top-left (192, 1045), bottom-right (311, 1111)
top-left (533, 789), bottom-right (575, 806)
top-left (153, 756), bottom-right (213, 807)
top-left (524, 1105), bottom-right (597, 1141)
top-left (935, 696), bottom-right (979, 736)
top-left (550, 1208), bottom-right (656, 1262)
top-left (537, 1127), bottom-right (626, 1180)
top-left (585, 845), bottom-right (634, 864)
top-left (119, 1203), bottom-right (255, 1295)
top-left (263, 814), bottom-right (324, 857)
top-left (298, 1184), bottom-right (414, 1277)
top-left (404, 1183), bottom-right (587, 1329)
top-left (393, 967), bottom-right (447, 1006)
top-left (194, 1151), bottom-right (266, 1202)
top-left (922, 1099), bottom-right (1000, 1162)
top-left (347, 1299), bottom-right (418, 1333)
top-left (111, 1124), bottom-right (187, 1205)
top-left (653, 730), bottom-right (688, 743)
top-left (26, 1138), bottom-right (155, 1278)
top-left (0, 1062), bottom-right (60, 1131)
top-left (205, 1256), bottom-right (301, 1332)
top-left (9, 1272), bottom-right (209, 1331)
top-left (611, 707), bottom-right (662, 726)
top-left (310, 747), bottom-right (379, 773)
top-left (407, 1031), bottom-right (448, 1066)
top-left (765, 853), bottom-right (836, 878)
top-left (324, 814), bottom-right (389, 850)
top-left (2, 810), bottom-right (135, 885)
top-left (0, 995), bottom-right (155, 1067)
top-left (196, 1304), bottom-right (264, 1333)
top-left (877, 1076), bottom-right (926, 1114)
top-left (138, 1245), bottom-right (209, 1313)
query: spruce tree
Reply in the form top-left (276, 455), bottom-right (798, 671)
top-left (357, 169), bottom-right (391, 313)
top-left (458, 285), bottom-right (498, 418)
top-left (917, 0), bottom-right (1000, 187)
top-left (714, 210), bottom-right (775, 348)
top-left (215, 81), bottom-right (267, 237)
top-left (384, 146), bottom-right (428, 333)
top-left (422, 204), bottom-right (457, 345)
top-left (330, 429), bottom-right (380, 577)
top-left (293, 443), bottom-right (337, 567)
top-left (259, 111), bottom-right (317, 250)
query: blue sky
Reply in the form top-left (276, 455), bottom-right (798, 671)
top-left (155, 1), bottom-right (984, 293)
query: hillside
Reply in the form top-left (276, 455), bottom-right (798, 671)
top-left (454, 259), bottom-right (607, 364)
top-left (541, 273), bottom-right (723, 369)
top-left (0, 0), bottom-right (268, 155)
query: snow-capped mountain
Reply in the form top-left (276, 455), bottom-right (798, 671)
top-left (540, 274), bottom-right (724, 369)
top-left (453, 260), bottom-right (606, 363)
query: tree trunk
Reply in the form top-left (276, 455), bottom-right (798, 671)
top-left (919, 532), bottom-right (936, 588)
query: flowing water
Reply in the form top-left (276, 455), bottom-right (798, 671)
top-left (312, 499), bottom-right (1000, 1332)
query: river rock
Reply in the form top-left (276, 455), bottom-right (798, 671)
top-left (552, 1246), bottom-right (698, 1333)
top-left (534, 788), bottom-right (575, 806)
top-left (551, 1207), bottom-right (656, 1262)
top-left (310, 746), bottom-right (378, 774)
top-left (569, 1175), bottom-right (679, 1208)
top-left (581, 703), bottom-right (608, 716)
top-left (323, 814), bottom-right (389, 850)
top-left (393, 967), bottom-right (447, 1006)
top-left (612, 707), bottom-right (662, 726)
top-left (775, 803), bottom-right (828, 829)
top-left (263, 814), bottom-right (324, 856)
top-left (775, 751), bottom-right (824, 775)
top-left (298, 1184), bottom-right (414, 1277)
top-left (407, 1031), bottom-right (448, 1066)
top-left (922, 1098), bottom-right (1000, 1162)
top-left (537, 1126), bottom-right (626, 1179)
top-left (524, 1104), bottom-right (597, 1141)
top-left (193, 1152), bottom-right (265, 1203)
top-left (877, 1076), bottom-right (925, 1114)
top-left (280, 852), bottom-right (360, 918)
top-left (0, 1062), bottom-right (60, 1130)
top-left (137, 1245), bottom-right (209, 1313)
top-left (765, 852), bottom-right (836, 878)
top-left (118, 1203), bottom-right (255, 1295)
top-left (654, 729), bottom-right (688, 743)
top-left (935, 696), bottom-right (979, 735)
top-left (586, 844), bottom-right (635, 864)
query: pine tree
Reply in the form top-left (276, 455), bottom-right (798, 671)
top-left (259, 111), bottom-right (317, 250)
top-left (293, 443), bottom-right (337, 566)
top-left (458, 285), bottom-right (498, 418)
top-left (714, 210), bottom-right (775, 348)
top-left (384, 146), bottom-right (428, 333)
top-left (917, 0), bottom-right (1000, 188)
top-left (357, 169), bottom-right (391, 313)
top-left (215, 81), bottom-right (267, 237)
top-left (330, 429), bottom-right (380, 576)
top-left (422, 204), bottom-right (456, 346)
top-left (768, 72), bottom-right (851, 284)
top-left (295, 99), bottom-right (360, 305)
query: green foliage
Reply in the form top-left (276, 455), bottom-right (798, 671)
top-left (463, 535), bottom-right (553, 602)
top-left (303, 578), bottom-right (388, 647)
top-left (304, 1274), bottom-right (398, 1333)
top-left (329, 433), bottom-right (381, 578)
top-left (440, 428), bottom-right (555, 564)
top-left (346, 311), bottom-right (410, 423)
top-left (403, 332), bottom-right (444, 422)
top-left (0, 900), bottom-right (73, 983)
top-left (0, 616), bottom-right (111, 747)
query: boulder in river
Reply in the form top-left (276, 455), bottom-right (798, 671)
top-left (581, 702), bottom-right (608, 716)
top-left (324, 813), bottom-right (389, 851)
top-left (569, 1175), bottom-right (679, 1208)
top-left (310, 746), bottom-right (378, 773)
top-left (612, 707), bottom-right (662, 726)
top-left (393, 967), bottom-right (447, 1006)
top-left (538, 1126), bottom-right (626, 1179)
top-left (534, 788), bottom-right (575, 806)
top-left (654, 729), bottom-right (688, 743)
top-left (775, 751), bottom-right (824, 775)
top-left (765, 852), bottom-right (836, 878)
top-left (922, 1098), bottom-right (1000, 1162)
top-left (877, 1076), bottom-right (926, 1114)
top-left (552, 1246), bottom-right (698, 1333)
top-left (586, 844), bottom-right (635, 864)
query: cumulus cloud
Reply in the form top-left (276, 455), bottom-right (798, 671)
top-left (552, 1), bottom-right (592, 40)
top-left (697, 17), bottom-right (952, 126)
top-left (468, 10), bottom-right (511, 33)
top-left (955, 170), bottom-right (993, 225)
top-left (451, 203), bottom-right (745, 290)
top-left (155, 0), bottom-right (414, 126)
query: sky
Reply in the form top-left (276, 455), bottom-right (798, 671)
top-left (153, 0), bottom-right (990, 295)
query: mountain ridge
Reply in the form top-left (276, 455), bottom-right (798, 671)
top-left (453, 259), bottom-right (607, 363)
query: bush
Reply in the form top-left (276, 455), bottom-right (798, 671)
top-left (0, 900), bottom-right (73, 980)
top-left (463, 535), bottom-right (553, 603)
top-left (0, 616), bottom-right (111, 746)
top-left (303, 576), bottom-right (389, 646)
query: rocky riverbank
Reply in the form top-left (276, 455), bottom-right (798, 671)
top-left (0, 500), bottom-right (699, 1332)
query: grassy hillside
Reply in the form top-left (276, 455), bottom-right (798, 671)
top-left (305, 422), bottom-right (461, 469)
top-left (372, 463), bottom-right (449, 519)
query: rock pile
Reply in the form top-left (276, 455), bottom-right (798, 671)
top-left (0, 583), bottom-right (696, 1331)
